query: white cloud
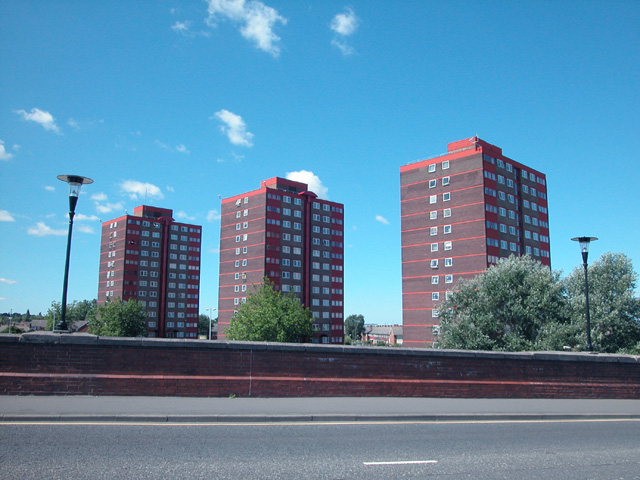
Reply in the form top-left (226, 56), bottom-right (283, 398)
top-left (331, 39), bottom-right (355, 56)
top-left (76, 224), bottom-right (95, 234)
top-left (95, 202), bottom-right (124, 214)
top-left (330, 7), bottom-right (359, 55)
top-left (212, 109), bottom-right (254, 147)
top-left (331, 7), bottom-right (359, 36)
top-left (166, 186), bottom-right (175, 193)
top-left (375, 215), bottom-right (389, 225)
top-left (155, 140), bottom-right (191, 154)
top-left (74, 213), bottom-right (100, 222)
top-left (120, 180), bottom-right (164, 200)
top-left (175, 211), bottom-right (196, 221)
top-left (0, 297), bottom-right (7, 301)
top-left (0, 140), bottom-right (13, 161)
top-left (205, 0), bottom-right (287, 57)
top-left (67, 117), bottom-right (104, 131)
top-left (0, 278), bottom-right (18, 284)
top-left (0, 210), bottom-right (15, 222)
top-left (207, 209), bottom-right (221, 222)
top-left (286, 170), bottom-right (329, 199)
top-left (27, 222), bottom-right (67, 236)
top-left (91, 192), bottom-right (108, 201)
top-left (171, 20), bottom-right (191, 33)
top-left (44, 186), bottom-right (55, 192)
top-left (14, 108), bottom-right (61, 133)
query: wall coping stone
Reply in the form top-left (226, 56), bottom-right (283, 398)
top-left (5, 332), bottom-right (639, 365)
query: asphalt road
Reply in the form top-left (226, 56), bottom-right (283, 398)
top-left (1, 419), bottom-right (639, 479)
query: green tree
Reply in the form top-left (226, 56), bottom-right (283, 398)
top-left (344, 314), bottom-right (365, 341)
top-left (437, 255), bottom-right (569, 351)
top-left (225, 278), bottom-right (312, 343)
top-left (563, 252), bottom-right (640, 353)
top-left (198, 314), bottom-right (217, 338)
top-left (89, 298), bottom-right (147, 337)
top-left (45, 299), bottom-right (97, 330)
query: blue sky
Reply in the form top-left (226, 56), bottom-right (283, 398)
top-left (1, 1), bottom-right (639, 322)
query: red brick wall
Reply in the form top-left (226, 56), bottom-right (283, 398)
top-left (1, 333), bottom-right (638, 398)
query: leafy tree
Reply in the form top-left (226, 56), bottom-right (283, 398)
top-left (344, 314), bottom-right (365, 341)
top-left (225, 278), bottom-right (312, 343)
top-left (437, 255), bottom-right (569, 351)
top-left (198, 314), bottom-right (217, 338)
top-left (88, 298), bottom-right (147, 337)
top-left (563, 253), bottom-right (640, 353)
top-left (45, 299), bottom-right (97, 330)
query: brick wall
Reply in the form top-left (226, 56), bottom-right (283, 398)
top-left (1, 333), bottom-right (638, 398)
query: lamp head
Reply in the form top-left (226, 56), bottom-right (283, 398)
top-left (571, 236), bottom-right (598, 263)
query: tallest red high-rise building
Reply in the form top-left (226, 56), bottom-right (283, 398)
top-left (401, 137), bottom-right (550, 347)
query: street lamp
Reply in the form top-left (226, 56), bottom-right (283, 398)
top-left (56, 174), bottom-right (93, 332)
top-left (571, 236), bottom-right (598, 352)
top-left (206, 308), bottom-right (216, 340)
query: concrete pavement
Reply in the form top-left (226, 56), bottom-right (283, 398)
top-left (2, 396), bottom-right (640, 423)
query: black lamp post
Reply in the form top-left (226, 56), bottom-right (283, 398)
top-left (571, 236), bottom-right (598, 352)
top-left (56, 174), bottom-right (93, 332)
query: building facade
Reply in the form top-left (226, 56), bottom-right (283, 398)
top-left (97, 205), bottom-right (202, 338)
top-left (401, 137), bottom-right (550, 347)
top-left (218, 177), bottom-right (345, 344)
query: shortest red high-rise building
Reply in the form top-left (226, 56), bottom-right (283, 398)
top-left (97, 205), bottom-right (202, 338)
top-left (217, 177), bottom-right (345, 344)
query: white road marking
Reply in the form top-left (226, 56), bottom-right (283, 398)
top-left (364, 460), bottom-right (438, 466)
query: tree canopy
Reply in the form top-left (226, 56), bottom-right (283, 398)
top-left (437, 255), bottom-right (569, 351)
top-left (563, 252), bottom-right (640, 353)
top-left (224, 278), bottom-right (312, 343)
top-left (198, 314), bottom-right (217, 338)
top-left (88, 298), bottom-right (147, 337)
top-left (344, 314), bottom-right (365, 341)
top-left (436, 253), bottom-right (640, 354)
top-left (45, 299), bottom-right (97, 330)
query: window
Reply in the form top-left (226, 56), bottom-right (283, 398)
top-left (445, 258), bottom-right (452, 267)
top-left (430, 243), bottom-right (438, 252)
top-left (428, 164), bottom-right (436, 173)
top-left (430, 226), bottom-right (437, 236)
top-left (432, 292), bottom-right (439, 301)
top-left (443, 225), bottom-right (451, 234)
top-left (499, 207), bottom-right (506, 216)
top-left (445, 274), bottom-right (453, 284)
top-left (444, 241), bottom-right (452, 250)
top-left (431, 275), bottom-right (439, 284)
top-left (443, 208), bottom-right (451, 218)
top-left (430, 195), bottom-right (437, 204)
top-left (442, 176), bottom-right (450, 186)
top-left (430, 259), bottom-right (439, 268)
top-left (429, 179), bottom-right (437, 188)
top-left (430, 211), bottom-right (437, 220)
top-left (432, 309), bottom-right (439, 318)
top-left (443, 192), bottom-right (450, 201)
top-left (442, 160), bottom-right (449, 170)
top-left (500, 224), bottom-right (507, 233)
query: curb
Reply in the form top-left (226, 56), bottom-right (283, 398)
top-left (2, 413), bottom-right (639, 423)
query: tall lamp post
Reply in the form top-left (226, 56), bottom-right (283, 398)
top-left (206, 307), bottom-right (216, 340)
top-left (571, 236), bottom-right (598, 352)
top-left (56, 175), bottom-right (93, 332)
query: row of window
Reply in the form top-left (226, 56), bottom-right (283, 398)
top-left (430, 258), bottom-right (453, 269)
top-left (427, 160), bottom-right (450, 172)
top-left (428, 176), bottom-right (450, 188)
top-left (430, 225), bottom-right (452, 235)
